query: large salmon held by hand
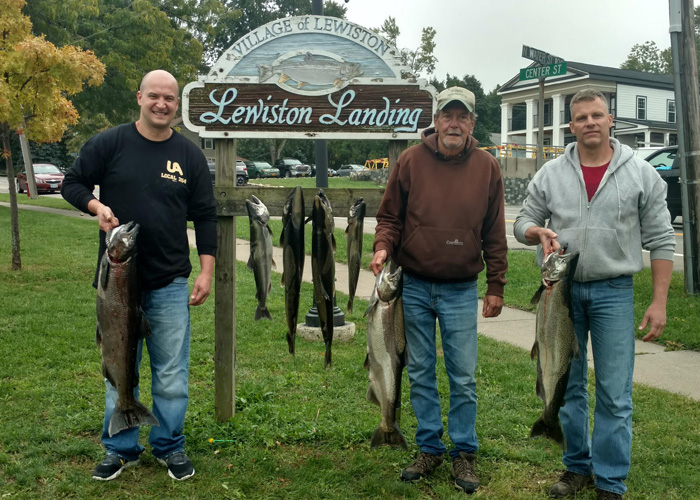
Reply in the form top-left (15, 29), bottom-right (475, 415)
top-left (530, 247), bottom-right (580, 450)
top-left (96, 222), bottom-right (159, 437)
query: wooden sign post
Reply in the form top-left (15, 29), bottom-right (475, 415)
top-left (182, 15), bottom-right (436, 422)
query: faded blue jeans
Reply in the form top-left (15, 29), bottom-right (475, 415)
top-left (560, 275), bottom-right (635, 495)
top-left (402, 274), bottom-right (479, 460)
top-left (101, 276), bottom-right (191, 461)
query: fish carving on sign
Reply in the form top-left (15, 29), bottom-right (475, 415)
top-left (258, 52), bottom-right (362, 91)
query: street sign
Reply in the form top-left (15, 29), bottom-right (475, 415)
top-left (522, 45), bottom-right (565, 66)
top-left (519, 62), bottom-right (567, 81)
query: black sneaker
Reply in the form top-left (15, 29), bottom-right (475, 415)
top-left (548, 471), bottom-right (594, 498)
top-left (596, 489), bottom-right (623, 500)
top-left (400, 452), bottom-right (444, 482)
top-left (452, 452), bottom-right (479, 493)
top-left (157, 451), bottom-right (195, 480)
top-left (92, 454), bottom-right (139, 481)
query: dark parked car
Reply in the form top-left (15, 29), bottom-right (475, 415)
top-left (644, 146), bottom-right (681, 222)
top-left (335, 164), bottom-right (365, 177)
top-left (16, 163), bottom-right (64, 193)
top-left (245, 161), bottom-right (280, 179)
top-left (273, 158), bottom-right (311, 178)
top-left (208, 160), bottom-right (248, 186)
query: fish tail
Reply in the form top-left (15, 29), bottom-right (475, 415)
top-left (324, 341), bottom-right (332, 369)
top-left (286, 330), bottom-right (296, 355)
top-left (258, 64), bottom-right (273, 82)
top-left (370, 422), bottom-right (408, 450)
top-left (108, 401), bottom-right (160, 438)
top-left (346, 296), bottom-right (354, 314)
top-left (530, 415), bottom-right (566, 451)
top-left (255, 305), bottom-right (272, 321)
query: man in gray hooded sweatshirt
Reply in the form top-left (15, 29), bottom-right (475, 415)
top-left (514, 89), bottom-right (675, 500)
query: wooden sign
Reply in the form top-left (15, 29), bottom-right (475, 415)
top-left (183, 16), bottom-right (436, 140)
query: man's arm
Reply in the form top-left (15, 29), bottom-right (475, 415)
top-left (638, 259), bottom-right (673, 341)
top-left (523, 226), bottom-right (561, 256)
top-left (189, 254), bottom-right (214, 306)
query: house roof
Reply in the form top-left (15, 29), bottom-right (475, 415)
top-left (498, 61), bottom-right (674, 94)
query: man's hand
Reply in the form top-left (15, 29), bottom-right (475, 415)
top-left (88, 199), bottom-right (119, 233)
top-left (525, 226), bottom-right (560, 256)
top-left (190, 254), bottom-right (215, 306)
top-left (189, 273), bottom-right (212, 306)
top-left (638, 301), bottom-right (667, 342)
top-left (482, 294), bottom-right (503, 318)
top-left (370, 250), bottom-right (387, 276)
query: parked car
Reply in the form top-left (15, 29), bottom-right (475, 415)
top-left (208, 160), bottom-right (248, 186)
top-left (245, 161), bottom-right (280, 179)
top-left (335, 164), bottom-right (365, 177)
top-left (273, 158), bottom-right (311, 178)
top-left (16, 163), bottom-right (64, 193)
top-left (643, 146), bottom-right (681, 222)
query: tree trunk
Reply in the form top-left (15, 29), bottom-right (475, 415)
top-left (1, 123), bottom-right (22, 271)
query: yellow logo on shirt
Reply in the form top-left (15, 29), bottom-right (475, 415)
top-left (161, 161), bottom-right (187, 184)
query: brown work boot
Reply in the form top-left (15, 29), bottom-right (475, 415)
top-left (451, 452), bottom-right (479, 493)
top-left (400, 452), bottom-right (444, 482)
top-left (596, 489), bottom-right (623, 500)
top-left (548, 471), bottom-right (594, 498)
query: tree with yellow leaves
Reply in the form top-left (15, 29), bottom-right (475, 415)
top-left (0, 0), bottom-right (105, 270)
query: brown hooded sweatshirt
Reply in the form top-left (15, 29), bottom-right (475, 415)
top-left (374, 127), bottom-right (508, 297)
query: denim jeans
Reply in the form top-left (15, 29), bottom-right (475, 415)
top-left (101, 276), bottom-right (191, 461)
top-left (560, 275), bottom-right (635, 495)
top-left (402, 274), bottom-right (479, 459)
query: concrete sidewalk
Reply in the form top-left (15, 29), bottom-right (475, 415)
top-left (4, 200), bottom-right (699, 402)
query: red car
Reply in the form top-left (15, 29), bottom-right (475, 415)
top-left (16, 163), bottom-right (65, 194)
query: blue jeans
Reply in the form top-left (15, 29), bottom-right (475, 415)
top-left (402, 274), bottom-right (479, 459)
top-left (101, 277), bottom-right (191, 461)
top-left (560, 275), bottom-right (635, 495)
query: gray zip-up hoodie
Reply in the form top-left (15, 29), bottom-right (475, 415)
top-left (513, 139), bottom-right (676, 282)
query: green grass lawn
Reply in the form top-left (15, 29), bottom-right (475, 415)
top-left (1, 208), bottom-right (700, 499)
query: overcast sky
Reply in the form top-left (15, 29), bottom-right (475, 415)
top-left (342, 0), bottom-right (694, 92)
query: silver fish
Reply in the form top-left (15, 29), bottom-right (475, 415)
top-left (345, 197), bottom-right (366, 314)
top-left (310, 190), bottom-right (336, 368)
top-left (530, 247), bottom-right (580, 450)
top-left (364, 258), bottom-right (407, 449)
top-left (280, 186), bottom-right (305, 354)
top-left (247, 196), bottom-right (275, 321)
top-left (258, 52), bottom-right (362, 88)
top-left (96, 222), bottom-right (159, 437)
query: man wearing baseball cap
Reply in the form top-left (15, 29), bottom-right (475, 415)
top-left (371, 87), bottom-right (508, 493)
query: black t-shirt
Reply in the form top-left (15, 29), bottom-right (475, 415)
top-left (62, 123), bottom-right (217, 290)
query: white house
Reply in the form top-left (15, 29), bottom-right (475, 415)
top-left (498, 62), bottom-right (677, 155)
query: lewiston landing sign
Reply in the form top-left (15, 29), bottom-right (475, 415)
top-left (182, 16), bottom-right (437, 140)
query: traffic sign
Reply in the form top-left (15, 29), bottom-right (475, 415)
top-left (519, 62), bottom-right (567, 81)
top-left (522, 45), bottom-right (565, 66)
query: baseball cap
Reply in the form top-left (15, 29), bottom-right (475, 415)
top-left (436, 87), bottom-right (475, 113)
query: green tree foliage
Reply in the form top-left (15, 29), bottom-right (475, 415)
top-left (375, 16), bottom-right (437, 77)
top-left (621, 6), bottom-right (700, 75)
top-left (23, 0), bottom-right (208, 151)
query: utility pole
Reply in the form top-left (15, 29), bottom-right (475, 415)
top-left (670, 0), bottom-right (700, 294)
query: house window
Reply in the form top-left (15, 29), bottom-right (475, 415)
top-left (667, 100), bottom-right (676, 123)
top-left (636, 96), bottom-right (647, 120)
top-left (202, 138), bottom-right (214, 150)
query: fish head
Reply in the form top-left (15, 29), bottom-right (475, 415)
top-left (246, 195), bottom-right (270, 224)
top-left (313, 189), bottom-right (334, 228)
top-left (340, 62), bottom-right (362, 79)
top-left (105, 222), bottom-right (139, 263)
top-left (541, 248), bottom-right (579, 286)
top-left (348, 197), bottom-right (366, 220)
top-left (376, 259), bottom-right (402, 302)
top-left (283, 185), bottom-right (305, 229)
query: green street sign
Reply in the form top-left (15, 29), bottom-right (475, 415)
top-left (519, 62), bottom-right (567, 81)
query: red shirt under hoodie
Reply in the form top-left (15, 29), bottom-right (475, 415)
top-left (374, 128), bottom-right (508, 297)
